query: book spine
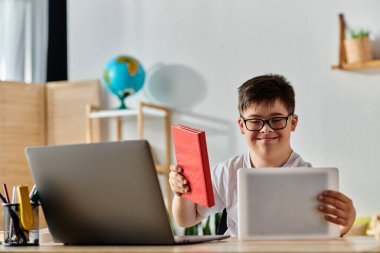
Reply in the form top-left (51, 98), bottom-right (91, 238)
top-left (198, 132), bottom-right (215, 207)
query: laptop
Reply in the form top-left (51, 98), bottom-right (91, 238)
top-left (238, 167), bottom-right (340, 240)
top-left (25, 140), bottom-right (229, 245)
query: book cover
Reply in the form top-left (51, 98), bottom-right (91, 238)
top-left (171, 124), bottom-right (215, 207)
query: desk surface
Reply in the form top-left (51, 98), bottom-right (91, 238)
top-left (0, 236), bottom-right (380, 253)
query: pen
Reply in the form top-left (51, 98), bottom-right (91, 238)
top-left (12, 186), bottom-right (17, 203)
top-left (29, 185), bottom-right (40, 205)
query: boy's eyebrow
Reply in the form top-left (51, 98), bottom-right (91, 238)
top-left (246, 112), bottom-right (286, 118)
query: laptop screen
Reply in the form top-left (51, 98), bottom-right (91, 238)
top-left (26, 140), bottom-right (175, 245)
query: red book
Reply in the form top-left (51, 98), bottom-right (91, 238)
top-left (171, 124), bottom-right (215, 207)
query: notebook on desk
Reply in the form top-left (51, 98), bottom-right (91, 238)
top-left (238, 167), bottom-right (340, 240)
top-left (25, 140), bottom-right (229, 245)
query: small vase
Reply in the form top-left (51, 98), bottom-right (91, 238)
top-left (344, 37), bottom-right (373, 63)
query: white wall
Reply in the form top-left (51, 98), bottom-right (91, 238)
top-left (68, 0), bottom-right (380, 217)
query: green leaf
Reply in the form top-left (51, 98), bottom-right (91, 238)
top-left (214, 212), bottom-right (222, 234)
top-left (349, 28), bottom-right (370, 39)
top-left (184, 223), bottom-right (199, 235)
top-left (202, 217), bottom-right (211, 235)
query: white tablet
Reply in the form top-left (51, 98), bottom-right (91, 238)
top-left (238, 167), bottom-right (340, 240)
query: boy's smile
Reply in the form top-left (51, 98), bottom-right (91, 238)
top-left (256, 135), bottom-right (278, 142)
top-left (238, 99), bottom-right (298, 166)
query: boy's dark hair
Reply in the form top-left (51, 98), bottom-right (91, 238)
top-left (238, 74), bottom-right (295, 115)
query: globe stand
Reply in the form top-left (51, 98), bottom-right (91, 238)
top-left (117, 94), bottom-right (129, 110)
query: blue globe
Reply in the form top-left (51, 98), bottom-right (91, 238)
top-left (102, 55), bottom-right (145, 109)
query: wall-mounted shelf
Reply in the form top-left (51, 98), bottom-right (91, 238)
top-left (331, 14), bottom-right (380, 70)
top-left (332, 59), bottom-right (380, 70)
top-left (88, 107), bottom-right (166, 119)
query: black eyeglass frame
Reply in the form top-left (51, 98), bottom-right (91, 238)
top-left (240, 112), bottom-right (294, 131)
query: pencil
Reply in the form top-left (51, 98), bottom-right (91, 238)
top-left (0, 192), bottom-right (8, 203)
top-left (3, 183), bottom-right (11, 203)
top-left (0, 192), bottom-right (28, 243)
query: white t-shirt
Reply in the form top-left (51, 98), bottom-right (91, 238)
top-left (196, 151), bottom-right (312, 237)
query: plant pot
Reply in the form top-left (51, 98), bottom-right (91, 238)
top-left (344, 37), bottom-right (373, 63)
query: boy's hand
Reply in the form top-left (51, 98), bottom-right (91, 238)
top-left (169, 164), bottom-right (190, 196)
top-left (317, 190), bottom-right (356, 236)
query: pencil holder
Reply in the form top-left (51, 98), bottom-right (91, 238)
top-left (2, 203), bottom-right (39, 246)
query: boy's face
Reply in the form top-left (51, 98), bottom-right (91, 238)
top-left (237, 99), bottom-right (298, 159)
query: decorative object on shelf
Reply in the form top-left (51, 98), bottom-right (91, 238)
top-left (102, 55), bottom-right (145, 109)
top-left (345, 28), bottom-right (372, 64)
top-left (331, 14), bottom-right (380, 70)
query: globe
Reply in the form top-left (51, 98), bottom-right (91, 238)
top-left (102, 55), bottom-right (145, 109)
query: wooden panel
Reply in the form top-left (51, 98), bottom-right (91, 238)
top-left (0, 82), bottom-right (45, 227)
top-left (0, 82), bottom-right (45, 190)
top-left (1, 80), bottom-right (101, 229)
top-left (46, 80), bottom-right (101, 145)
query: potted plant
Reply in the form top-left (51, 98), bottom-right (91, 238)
top-left (344, 29), bottom-right (373, 63)
top-left (183, 212), bottom-right (222, 235)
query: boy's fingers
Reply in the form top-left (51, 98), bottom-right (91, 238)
top-left (324, 215), bottom-right (348, 226)
top-left (169, 172), bottom-right (188, 184)
top-left (169, 176), bottom-right (190, 190)
top-left (174, 185), bottom-right (189, 194)
top-left (168, 177), bottom-right (180, 186)
top-left (317, 195), bottom-right (346, 211)
top-left (170, 164), bottom-right (182, 173)
top-left (322, 190), bottom-right (351, 203)
top-left (169, 177), bottom-right (188, 188)
top-left (168, 165), bottom-right (190, 195)
top-left (317, 205), bottom-right (347, 219)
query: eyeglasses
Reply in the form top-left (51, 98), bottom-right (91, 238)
top-left (241, 112), bottom-right (294, 131)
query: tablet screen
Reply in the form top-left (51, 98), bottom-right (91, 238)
top-left (238, 167), bottom-right (340, 240)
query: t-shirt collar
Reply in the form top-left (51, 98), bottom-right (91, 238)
top-left (245, 150), bottom-right (295, 168)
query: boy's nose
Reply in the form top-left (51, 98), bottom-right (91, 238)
top-left (260, 122), bottom-right (273, 133)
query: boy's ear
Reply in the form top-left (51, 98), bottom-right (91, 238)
top-left (291, 114), bottom-right (298, 131)
top-left (237, 117), bottom-right (245, 134)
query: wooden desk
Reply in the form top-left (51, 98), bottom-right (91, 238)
top-left (1, 236), bottom-right (379, 253)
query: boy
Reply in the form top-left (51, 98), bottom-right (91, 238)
top-left (169, 74), bottom-right (356, 237)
